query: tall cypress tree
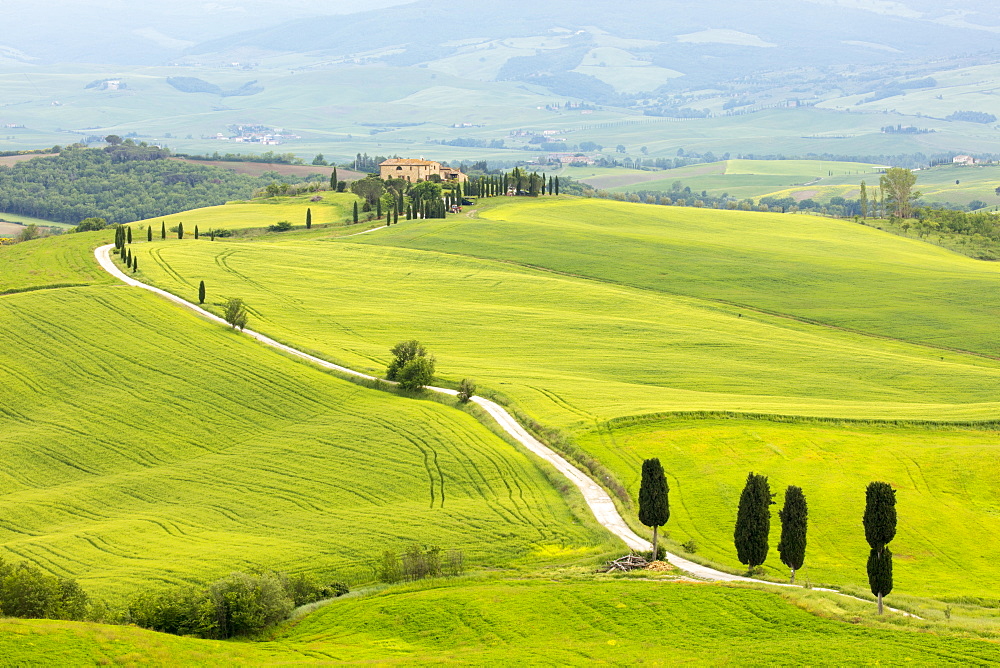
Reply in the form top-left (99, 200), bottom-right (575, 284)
top-left (194, 225), bottom-right (199, 240)
top-left (393, 209), bottom-right (398, 225)
top-left (555, 176), bottom-right (560, 196)
top-left (198, 280), bottom-right (206, 304)
top-left (638, 458), bottom-right (670, 559)
top-left (330, 168), bottom-right (337, 190)
top-left (306, 208), bottom-right (312, 229)
top-left (178, 222), bottom-right (184, 239)
top-left (864, 481), bottom-right (897, 614)
top-left (132, 255), bottom-right (137, 273)
top-left (777, 485), bottom-right (808, 583)
top-left (147, 226), bottom-right (152, 242)
top-left (161, 221), bottom-right (166, 239)
top-left (377, 198), bottom-right (382, 219)
top-left (127, 227), bottom-right (132, 244)
top-left (353, 202), bottom-right (359, 223)
top-left (734, 472), bottom-right (774, 574)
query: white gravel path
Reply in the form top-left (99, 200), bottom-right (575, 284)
top-left (95, 243), bottom-right (916, 614)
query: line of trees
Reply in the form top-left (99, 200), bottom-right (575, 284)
top-left (636, 463), bottom-right (898, 614)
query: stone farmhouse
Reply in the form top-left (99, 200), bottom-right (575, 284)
top-left (379, 158), bottom-right (468, 183)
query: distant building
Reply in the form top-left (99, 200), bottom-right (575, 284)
top-left (379, 158), bottom-right (468, 182)
top-left (953, 155), bottom-right (977, 166)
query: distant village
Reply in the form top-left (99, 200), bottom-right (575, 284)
top-left (206, 124), bottom-right (301, 145)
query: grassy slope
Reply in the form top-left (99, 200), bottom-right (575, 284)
top-left (130, 230), bottom-right (1000, 427)
top-left (5, 580), bottom-right (1000, 664)
top-left (122, 196), bottom-right (1000, 597)
top-left (126, 192), bottom-right (362, 233)
top-left (362, 198), bottom-right (1000, 357)
top-left (760, 164), bottom-right (1000, 209)
top-left (0, 235), bottom-right (608, 598)
top-left (0, 231), bottom-right (114, 293)
top-left (580, 418), bottom-right (1000, 597)
top-left (608, 160), bottom-right (887, 200)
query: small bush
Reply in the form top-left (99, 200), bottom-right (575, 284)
top-left (457, 378), bottom-right (476, 403)
top-left (223, 297), bottom-right (249, 330)
top-left (639, 546), bottom-right (666, 561)
top-left (375, 546), bottom-right (461, 583)
top-left (0, 557), bottom-right (90, 621)
top-left (681, 540), bottom-right (698, 554)
top-left (268, 221), bottom-right (293, 232)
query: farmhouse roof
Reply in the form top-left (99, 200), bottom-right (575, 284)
top-left (380, 158), bottom-right (439, 166)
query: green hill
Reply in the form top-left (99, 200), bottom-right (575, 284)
top-left (5, 579), bottom-right (1000, 664)
top-left (0, 233), bottom-right (609, 598)
top-left (119, 195), bottom-right (1000, 597)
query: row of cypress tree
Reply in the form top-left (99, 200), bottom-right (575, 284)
top-left (638, 461), bottom-right (897, 614)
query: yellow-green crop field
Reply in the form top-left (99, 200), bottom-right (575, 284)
top-left (0, 233), bottom-right (609, 598)
top-left (759, 163), bottom-right (1000, 209)
top-left (125, 195), bottom-right (1000, 600)
top-left (580, 159), bottom-right (887, 199)
top-left (127, 192), bottom-right (362, 234)
top-left (5, 579), bottom-right (1000, 664)
top-left (580, 417), bottom-right (1000, 597)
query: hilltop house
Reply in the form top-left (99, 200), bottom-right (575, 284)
top-left (953, 155), bottom-right (977, 166)
top-left (379, 158), bottom-right (468, 183)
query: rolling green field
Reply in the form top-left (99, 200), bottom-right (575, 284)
top-left (121, 195), bottom-right (1000, 600)
top-left (127, 192), bottom-right (362, 234)
top-left (581, 159), bottom-right (887, 199)
top-left (5, 579), bottom-right (1000, 664)
top-left (580, 417), bottom-right (1000, 597)
top-left (129, 221), bottom-right (1000, 427)
top-left (0, 233), bottom-right (609, 598)
top-left (759, 163), bottom-right (1000, 209)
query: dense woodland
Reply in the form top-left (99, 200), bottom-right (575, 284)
top-left (0, 146), bottom-right (289, 224)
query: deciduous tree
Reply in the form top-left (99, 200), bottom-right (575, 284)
top-left (879, 167), bottom-right (919, 219)
top-left (223, 297), bottom-right (248, 331)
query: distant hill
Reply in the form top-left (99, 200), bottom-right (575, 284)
top-left (186, 0), bottom-right (1000, 93)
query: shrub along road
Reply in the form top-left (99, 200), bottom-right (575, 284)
top-left (95, 243), bottom-right (909, 611)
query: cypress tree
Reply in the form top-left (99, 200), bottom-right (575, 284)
top-left (127, 227), bottom-right (132, 244)
top-left (330, 168), bottom-right (337, 190)
top-left (393, 209), bottom-right (398, 225)
top-left (178, 222), bottom-right (184, 239)
top-left (194, 225), bottom-right (199, 240)
top-left (353, 202), bottom-right (359, 223)
top-left (132, 256), bottom-right (137, 273)
top-left (638, 458), bottom-right (670, 559)
top-left (161, 221), bottom-right (166, 239)
top-left (867, 548), bottom-right (893, 614)
top-left (549, 176), bottom-right (554, 195)
top-left (147, 226), bottom-right (152, 242)
top-left (377, 198), bottom-right (382, 219)
top-left (406, 206), bottom-right (411, 220)
top-left (555, 176), bottom-right (560, 196)
top-left (864, 481), bottom-right (897, 614)
top-left (734, 472), bottom-right (774, 574)
top-left (306, 208), bottom-right (312, 229)
top-left (198, 280), bottom-right (206, 304)
top-left (777, 485), bottom-right (808, 583)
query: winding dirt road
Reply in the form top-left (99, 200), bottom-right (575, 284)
top-left (95, 243), bottom-right (914, 611)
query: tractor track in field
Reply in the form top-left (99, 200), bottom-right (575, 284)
top-left (94, 244), bottom-right (917, 616)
